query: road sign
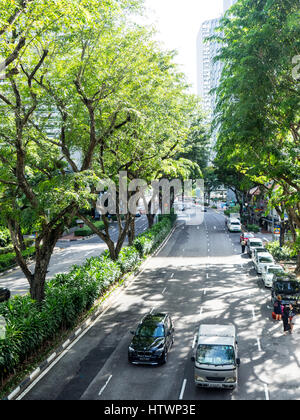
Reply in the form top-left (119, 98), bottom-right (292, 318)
top-left (274, 227), bottom-right (280, 235)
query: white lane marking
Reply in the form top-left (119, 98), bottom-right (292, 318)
top-left (199, 307), bottom-right (203, 316)
top-left (256, 337), bottom-right (262, 352)
top-left (150, 307), bottom-right (155, 314)
top-left (206, 273), bottom-right (209, 279)
top-left (98, 374), bottom-right (113, 396)
top-left (214, 226), bottom-right (216, 230)
top-left (179, 379), bottom-right (187, 400)
top-left (252, 307), bottom-right (256, 321)
top-left (203, 289), bottom-right (207, 296)
top-left (162, 287), bottom-right (167, 295)
top-left (264, 384), bottom-right (270, 400)
top-left (171, 273), bottom-right (174, 279)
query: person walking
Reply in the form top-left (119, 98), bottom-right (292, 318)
top-left (241, 239), bottom-right (246, 254)
top-left (273, 295), bottom-right (283, 321)
top-left (289, 304), bottom-right (296, 334)
top-left (282, 305), bottom-right (292, 335)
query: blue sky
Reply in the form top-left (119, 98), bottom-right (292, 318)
top-left (143, 0), bottom-right (224, 93)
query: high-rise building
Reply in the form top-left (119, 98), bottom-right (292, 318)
top-left (197, 0), bottom-right (237, 126)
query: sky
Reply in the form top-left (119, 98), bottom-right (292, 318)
top-left (142, 0), bottom-right (224, 93)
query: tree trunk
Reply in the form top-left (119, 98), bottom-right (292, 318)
top-left (296, 252), bottom-right (300, 275)
top-left (128, 216), bottom-right (135, 246)
top-left (146, 213), bottom-right (155, 229)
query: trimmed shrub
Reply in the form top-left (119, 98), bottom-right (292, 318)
top-left (265, 241), bottom-right (295, 262)
top-left (0, 246), bottom-right (36, 271)
top-left (117, 246), bottom-right (141, 273)
top-left (0, 228), bottom-right (10, 248)
top-left (246, 224), bottom-right (260, 233)
top-left (74, 221), bottom-right (105, 237)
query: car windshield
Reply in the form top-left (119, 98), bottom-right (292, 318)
top-left (275, 281), bottom-right (300, 294)
top-left (256, 249), bottom-right (266, 253)
top-left (231, 222), bottom-right (240, 226)
top-left (250, 242), bottom-right (262, 247)
top-left (268, 268), bottom-right (283, 274)
top-left (259, 257), bottom-right (273, 263)
top-left (196, 344), bottom-right (235, 366)
top-left (136, 323), bottom-right (165, 338)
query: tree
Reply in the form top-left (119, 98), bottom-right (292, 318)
top-left (0, 0), bottom-right (145, 302)
top-left (213, 0), bottom-right (300, 273)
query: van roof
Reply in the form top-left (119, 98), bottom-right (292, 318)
top-left (197, 325), bottom-right (236, 346)
top-left (198, 324), bottom-right (236, 338)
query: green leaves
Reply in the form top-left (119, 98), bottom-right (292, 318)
top-left (213, 0), bottom-right (300, 248)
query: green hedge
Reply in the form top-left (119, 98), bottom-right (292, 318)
top-left (265, 241), bottom-right (297, 262)
top-left (0, 228), bottom-right (10, 248)
top-left (0, 215), bottom-right (175, 382)
top-left (0, 246), bottom-right (36, 272)
top-left (74, 221), bottom-right (105, 237)
top-left (0, 238), bottom-right (35, 256)
top-left (246, 224), bottom-right (260, 233)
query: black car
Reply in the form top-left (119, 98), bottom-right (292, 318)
top-left (128, 312), bottom-right (174, 365)
top-left (271, 273), bottom-right (300, 312)
top-left (0, 287), bottom-right (10, 303)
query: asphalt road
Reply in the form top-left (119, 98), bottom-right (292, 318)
top-left (18, 210), bottom-right (300, 400)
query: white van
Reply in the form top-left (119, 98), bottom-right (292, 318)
top-left (227, 218), bottom-right (242, 232)
top-left (191, 324), bottom-right (240, 390)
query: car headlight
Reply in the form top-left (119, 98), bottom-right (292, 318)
top-left (128, 347), bottom-right (135, 352)
top-left (225, 377), bottom-right (237, 383)
top-left (195, 375), bottom-right (206, 382)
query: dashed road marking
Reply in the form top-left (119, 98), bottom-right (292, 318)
top-left (98, 375), bottom-right (112, 396)
top-left (179, 379), bottom-right (187, 400)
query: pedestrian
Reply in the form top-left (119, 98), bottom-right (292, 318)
top-left (241, 239), bottom-right (246, 254)
top-left (282, 305), bottom-right (292, 335)
top-left (289, 304), bottom-right (296, 334)
top-left (273, 295), bottom-right (283, 321)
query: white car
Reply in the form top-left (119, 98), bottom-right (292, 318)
top-left (254, 253), bottom-right (275, 274)
top-left (262, 265), bottom-right (285, 288)
top-left (246, 238), bottom-right (264, 256)
top-left (227, 218), bottom-right (242, 232)
top-left (252, 247), bottom-right (268, 262)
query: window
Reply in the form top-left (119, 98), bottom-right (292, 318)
top-left (196, 345), bottom-right (235, 366)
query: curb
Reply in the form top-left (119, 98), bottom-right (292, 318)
top-left (57, 234), bottom-right (97, 242)
top-left (4, 222), bottom-right (178, 401)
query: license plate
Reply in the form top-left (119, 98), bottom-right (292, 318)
top-left (208, 383), bottom-right (223, 388)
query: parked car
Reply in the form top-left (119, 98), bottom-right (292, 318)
top-left (240, 232), bottom-right (254, 244)
top-left (254, 253), bottom-right (274, 274)
top-left (271, 273), bottom-right (300, 312)
top-left (128, 312), bottom-right (174, 365)
top-left (252, 247), bottom-right (268, 261)
top-left (0, 287), bottom-right (10, 303)
top-left (246, 238), bottom-right (264, 257)
top-left (262, 265), bottom-right (285, 288)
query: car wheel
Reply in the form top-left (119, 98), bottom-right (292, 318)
top-left (162, 350), bottom-right (168, 364)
